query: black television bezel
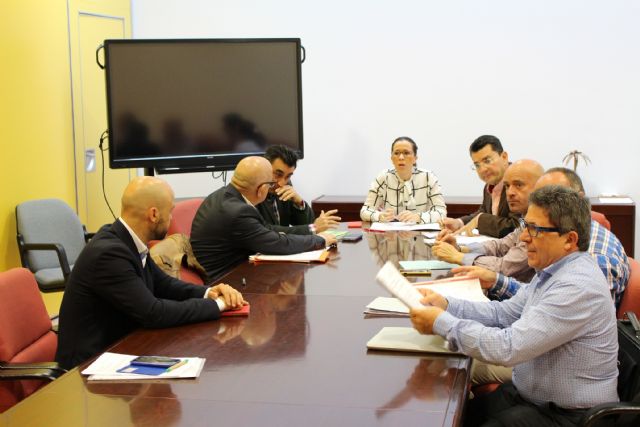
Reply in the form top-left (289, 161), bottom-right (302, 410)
top-left (103, 38), bottom-right (304, 173)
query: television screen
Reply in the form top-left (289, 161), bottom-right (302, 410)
top-left (103, 38), bottom-right (303, 172)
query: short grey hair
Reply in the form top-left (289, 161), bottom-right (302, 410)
top-left (544, 167), bottom-right (585, 193)
top-left (529, 185), bottom-right (591, 251)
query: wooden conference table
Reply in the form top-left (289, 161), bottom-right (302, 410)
top-left (2, 231), bottom-right (470, 427)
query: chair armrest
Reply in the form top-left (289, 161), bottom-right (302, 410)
top-left (83, 225), bottom-right (95, 242)
top-left (579, 402), bottom-right (640, 426)
top-left (0, 367), bottom-right (65, 382)
top-left (19, 243), bottom-right (72, 278)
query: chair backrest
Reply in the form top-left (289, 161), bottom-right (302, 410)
top-left (0, 268), bottom-right (58, 410)
top-left (16, 199), bottom-right (86, 271)
top-left (618, 258), bottom-right (640, 319)
top-left (167, 198), bottom-right (204, 236)
top-left (0, 268), bottom-right (57, 363)
top-left (591, 211), bottom-right (611, 231)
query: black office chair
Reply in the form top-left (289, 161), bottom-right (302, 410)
top-left (579, 317), bottom-right (640, 426)
top-left (15, 198), bottom-right (93, 292)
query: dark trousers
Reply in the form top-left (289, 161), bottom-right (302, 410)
top-left (464, 383), bottom-right (586, 427)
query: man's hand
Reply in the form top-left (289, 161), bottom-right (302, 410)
top-left (453, 214), bottom-right (481, 237)
top-left (275, 184), bottom-right (303, 206)
top-left (410, 306), bottom-right (444, 335)
top-left (436, 228), bottom-right (457, 245)
top-left (440, 217), bottom-right (463, 232)
top-left (208, 283), bottom-right (246, 310)
top-left (318, 231), bottom-right (338, 246)
top-left (314, 209), bottom-right (341, 232)
top-left (451, 266), bottom-right (497, 290)
top-left (396, 211), bottom-right (421, 223)
top-left (377, 207), bottom-right (396, 222)
top-left (431, 241), bottom-right (464, 264)
top-left (416, 287), bottom-right (448, 310)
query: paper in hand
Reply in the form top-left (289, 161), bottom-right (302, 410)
top-left (376, 261), bottom-right (425, 309)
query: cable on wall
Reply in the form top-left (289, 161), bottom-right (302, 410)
top-left (99, 130), bottom-right (116, 220)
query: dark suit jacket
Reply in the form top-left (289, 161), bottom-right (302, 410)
top-left (459, 184), bottom-right (520, 238)
top-left (255, 193), bottom-right (316, 235)
top-left (55, 220), bottom-right (219, 370)
top-left (191, 185), bottom-right (325, 281)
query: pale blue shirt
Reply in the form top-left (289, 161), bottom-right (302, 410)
top-left (433, 251), bottom-right (618, 409)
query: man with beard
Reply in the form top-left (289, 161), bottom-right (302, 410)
top-left (56, 177), bottom-right (246, 369)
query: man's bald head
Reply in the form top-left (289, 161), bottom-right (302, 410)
top-left (503, 159), bottom-right (544, 214)
top-left (535, 167), bottom-right (585, 195)
top-left (121, 176), bottom-right (174, 217)
top-left (231, 156), bottom-right (273, 204)
top-left (121, 176), bottom-right (175, 242)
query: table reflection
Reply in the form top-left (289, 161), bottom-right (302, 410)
top-left (87, 383), bottom-right (182, 427)
top-left (376, 357), bottom-right (463, 418)
top-left (366, 231), bottom-right (434, 266)
top-left (210, 267), bottom-right (308, 364)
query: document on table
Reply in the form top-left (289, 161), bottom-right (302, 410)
top-left (249, 248), bottom-right (329, 263)
top-left (399, 260), bottom-right (459, 271)
top-left (415, 276), bottom-right (489, 302)
top-left (365, 296), bottom-right (410, 316)
top-left (598, 196), bottom-right (633, 204)
top-left (423, 232), bottom-right (497, 245)
top-left (369, 221), bottom-right (440, 232)
top-left (367, 327), bottom-right (462, 355)
top-left (375, 261), bottom-right (424, 309)
top-left (81, 352), bottom-right (205, 381)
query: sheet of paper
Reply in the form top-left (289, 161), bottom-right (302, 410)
top-left (81, 352), bottom-right (205, 380)
top-left (369, 222), bottom-right (440, 232)
top-left (367, 327), bottom-right (462, 355)
top-left (416, 276), bottom-right (489, 302)
top-left (598, 197), bottom-right (633, 204)
top-left (454, 234), bottom-right (498, 245)
top-left (399, 260), bottom-right (459, 270)
top-left (375, 262), bottom-right (424, 309)
top-left (249, 249), bottom-right (327, 263)
top-left (366, 296), bottom-right (410, 314)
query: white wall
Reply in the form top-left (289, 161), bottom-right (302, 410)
top-left (131, 0), bottom-right (640, 252)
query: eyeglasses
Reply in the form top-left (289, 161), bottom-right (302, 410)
top-left (470, 155), bottom-right (498, 171)
top-left (520, 219), bottom-right (562, 237)
top-left (258, 181), bottom-right (277, 190)
top-left (392, 150), bottom-right (414, 157)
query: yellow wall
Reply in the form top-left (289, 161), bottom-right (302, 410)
top-left (0, 0), bottom-right (76, 271)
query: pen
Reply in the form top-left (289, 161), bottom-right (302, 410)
top-left (166, 359), bottom-right (188, 372)
top-left (242, 277), bottom-right (247, 288)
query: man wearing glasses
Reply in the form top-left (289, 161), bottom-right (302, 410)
top-left (256, 145), bottom-right (341, 235)
top-left (410, 186), bottom-right (618, 426)
top-left (441, 135), bottom-right (521, 238)
top-left (191, 156), bottom-right (337, 281)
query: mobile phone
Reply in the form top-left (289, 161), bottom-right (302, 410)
top-left (130, 356), bottom-right (180, 368)
top-left (342, 232), bottom-right (363, 242)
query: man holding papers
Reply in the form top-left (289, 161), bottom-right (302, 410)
top-left (410, 186), bottom-right (618, 426)
top-left (433, 159), bottom-right (543, 283)
top-left (191, 156), bottom-right (337, 281)
top-left (56, 177), bottom-right (246, 370)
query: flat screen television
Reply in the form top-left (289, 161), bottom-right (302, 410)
top-left (103, 38), bottom-right (303, 173)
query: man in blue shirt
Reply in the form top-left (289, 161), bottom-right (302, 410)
top-left (410, 186), bottom-right (618, 426)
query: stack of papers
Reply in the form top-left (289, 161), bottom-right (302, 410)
top-left (364, 296), bottom-right (410, 317)
top-left (399, 260), bottom-right (459, 271)
top-left (249, 249), bottom-right (329, 263)
top-left (369, 222), bottom-right (440, 232)
top-left (367, 327), bottom-right (462, 355)
top-left (415, 276), bottom-right (489, 302)
top-left (81, 352), bottom-right (205, 381)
